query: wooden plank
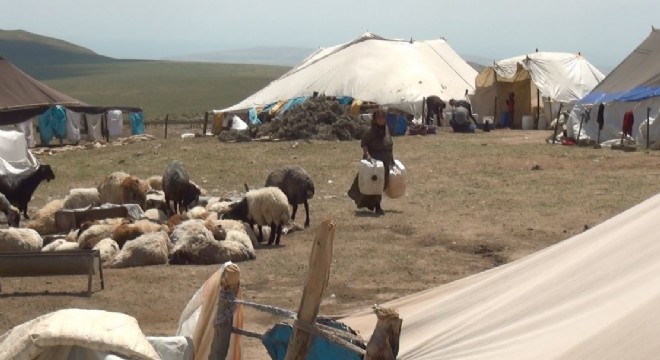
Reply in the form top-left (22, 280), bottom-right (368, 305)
top-left (0, 250), bottom-right (98, 277)
top-left (284, 220), bottom-right (335, 360)
top-left (210, 262), bottom-right (241, 360)
top-left (365, 306), bottom-right (402, 360)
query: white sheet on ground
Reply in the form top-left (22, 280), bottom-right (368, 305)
top-left (0, 129), bottom-right (38, 175)
top-left (341, 192), bottom-right (660, 359)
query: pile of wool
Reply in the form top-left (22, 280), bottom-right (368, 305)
top-left (255, 96), bottom-right (370, 141)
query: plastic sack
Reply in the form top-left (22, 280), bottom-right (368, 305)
top-left (385, 160), bottom-right (406, 199)
top-left (248, 107), bottom-right (262, 125)
top-left (358, 159), bottom-right (385, 195)
top-left (107, 110), bottom-right (124, 138)
top-left (230, 116), bottom-right (248, 131)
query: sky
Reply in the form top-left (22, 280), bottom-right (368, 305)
top-left (0, 0), bottom-right (658, 70)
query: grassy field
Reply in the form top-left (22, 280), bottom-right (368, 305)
top-left (2, 129), bottom-right (660, 358)
top-left (38, 61), bottom-right (288, 119)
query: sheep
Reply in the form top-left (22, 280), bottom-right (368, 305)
top-left (25, 199), bottom-right (64, 235)
top-left (108, 231), bottom-right (171, 269)
top-left (98, 171), bottom-right (149, 209)
top-left (265, 165), bottom-right (315, 228)
top-left (78, 224), bottom-right (117, 250)
top-left (186, 206), bottom-right (209, 220)
top-left (205, 198), bottom-right (233, 216)
top-left (222, 187), bottom-right (290, 246)
top-left (42, 240), bottom-right (79, 252)
top-left (111, 219), bottom-right (168, 248)
top-left (63, 188), bottom-right (101, 209)
top-left (93, 238), bottom-right (119, 266)
top-left (145, 191), bottom-right (170, 214)
top-left (162, 161), bottom-right (201, 215)
top-left (219, 230), bottom-right (256, 262)
top-left (0, 164), bottom-right (55, 219)
top-left (146, 175), bottom-right (163, 191)
top-left (0, 228), bottom-right (42, 252)
top-left (0, 193), bottom-right (20, 227)
top-left (144, 208), bottom-right (168, 223)
top-left (54, 242), bottom-right (80, 252)
top-left (169, 219), bottom-right (254, 264)
top-left (206, 215), bottom-right (261, 248)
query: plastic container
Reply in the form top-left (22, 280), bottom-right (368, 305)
top-left (358, 159), bottom-right (385, 195)
top-left (385, 160), bottom-right (406, 199)
top-left (522, 115), bottom-right (534, 130)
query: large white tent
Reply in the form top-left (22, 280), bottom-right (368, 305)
top-left (340, 191), bottom-right (660, 359)
top-left (567, 27), bottom-right (660, 145)
top-left (471, 52), bottom-right (604, 129)
top-left (219, 32), bottom-right (478, 118)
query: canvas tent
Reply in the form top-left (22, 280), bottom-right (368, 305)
top-left (218, 32), bottom-right (478, 119)
top-left (471, 52), bottom-right (605, 129)
top-left (0, 56), bottom-right (141, 126)
top-left (340, 191), bottom-right (660, 359)
top-left (567, 27), bottom-right (660, 145)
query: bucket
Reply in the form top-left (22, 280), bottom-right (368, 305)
top-left (522, 115), bottom-right (534, 130)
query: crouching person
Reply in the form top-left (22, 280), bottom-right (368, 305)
top-left (450, 105), bottom-right (477, 133)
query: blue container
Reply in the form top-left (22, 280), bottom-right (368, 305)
top-left (386, 113), bottom-right (408, 136)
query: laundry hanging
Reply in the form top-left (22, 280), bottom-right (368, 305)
top-left (129, 112), bottom-right (145, 135)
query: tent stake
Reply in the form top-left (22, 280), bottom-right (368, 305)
top-left (551, 103), bottom-right (563, 144)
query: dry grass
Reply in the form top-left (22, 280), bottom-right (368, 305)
top-left (2, 129), bottom-right (660, 359)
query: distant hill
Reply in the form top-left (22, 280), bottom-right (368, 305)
top-left (0, 29), bottom-right (117, 74)
top-left (165, 47), bottom-right (315, 67)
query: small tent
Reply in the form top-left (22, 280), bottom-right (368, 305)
top-left (567, 27), bottom-right (660, 145)
top-left (218, 32), bottom-right (478, 119)
top-left (471, 52), bottom-right (604, 129)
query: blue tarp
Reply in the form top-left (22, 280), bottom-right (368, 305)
top-left (38, 105), bottom-right (67, 144)
top-left (248, 107), bottom-right (262, 125)
top-left (279, 96), bottom-right (309, 115)
top-left (262, 102), bottom-right (278, 112)
top-left (579, 86), bottom-right (660, 105)
top-left (386, 113), bottom-right (408, 136)
top-left (129, 112), bottom-right (145, 135)
top-left (262, 321), bottom-right (362, 360)
top-left (336, 96), bottom-right (354, 106)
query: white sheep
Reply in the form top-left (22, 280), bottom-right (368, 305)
top-left (0, 193), bottom-right (20, 227)
top-left (145, 175), bottom-right (163, 191)
top-left (222, 187), bottom-right (290, 246)
top-left (62, 187), bottom-right (101, 209)
top-left (42, 239), bottom-right (67, 252)
top-left (97, 171), bottom-right (149, 209)
top-left (205, 198), bottom-right (233, 216)
top-left (111, 219), bottom-right (168, 248)
top-left (54, 242), bottom-right (80, 252)
top-left (0, 228), bottom-right (43, 252)
top-left (169, 219), bottom-right (255, 264)
top-left (78, 224), bottom-right (117, 250)
top-left (93, 238), bottom-right (120, 266)
top-left (144, 208), bottom-right (168, 223)
top-left (219, 230), bottom-right (256, 263)
top-left (108, 231), bottom-right (171, 268)
top-left (25, 199), bottom-right (65, 235)
top-left (186, 206), bottom-right (209, 220)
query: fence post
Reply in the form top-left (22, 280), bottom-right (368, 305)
top-left (164, 114), bottom-right (169, 139)
top-left (209, 263), bottom-right (241, 360)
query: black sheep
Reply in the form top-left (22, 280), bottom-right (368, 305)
top-left (265, 165), bottom-right (315, 228)
top-left (162, 161), bottom-right (201, 215)
top-left (0, 164), bottom-right (55, 219)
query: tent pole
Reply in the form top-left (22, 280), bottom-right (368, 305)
top-left (536, 89), bottom-right (540, 130)
top-left (164, 114), bottom-right (169, 140)
top-left (577, 113), bottom-right (585, 146)
top-left (647, 107), bottom-right (651, 149)
top-left (551, 103), bottom-right (563, 144)
top-left (422, 97), bottom-right (426, 126)
top-left (203, 111), bottom-right (209, 136)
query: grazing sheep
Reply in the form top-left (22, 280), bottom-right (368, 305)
top-left (0, 228), bottom-right (42, 252)
top-left (0, 193), bottom-right (20, 227)
top-left (144, 208), bottom-right (168, 223)
top-left (0, 164), bottom-right (55, 219)
top-left (169, 220), bottom-right (254, 264)
top-left (222, 187), bottom-right (290, 246)
top-left (146, 175), bottom-right (163, 191)
top-left (63, 188), bottom-right (101, 209)
top-left (78, 224), bottom-right (116, 250)
top-left (162, 161), bottom-right (201, 215)
top-left (265, 165), bottom-right (315, 228)
top-left (25, 199), bottom-right (64, 235)
top-left (108, 231), bottom-right (171, 268)
top-left (93, 238), bottom-right (120, 266)
top-left (98, 171), bottom-right (149, 209)
top-left (111, 219), bottom-right (168, 248)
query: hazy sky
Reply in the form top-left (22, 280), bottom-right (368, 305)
top-left (1, 0), bottom-right (658, 70)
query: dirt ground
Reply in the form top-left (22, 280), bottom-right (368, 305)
top-left (2, 127), bottom-right (660, 359)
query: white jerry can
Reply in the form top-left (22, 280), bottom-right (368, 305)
top-left (385, 159), bottom-right (406, 199)
top-left (358, 159), bottom-right (385, 195)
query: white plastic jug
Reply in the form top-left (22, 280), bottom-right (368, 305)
top-left (385, 160), bottom-right (406, 199)
top-left (358, 159), bottom-right (385, 195)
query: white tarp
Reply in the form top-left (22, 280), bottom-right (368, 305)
top-left (341, 192), bottom-right (660, 359)
top-left (219, 32), bottom-right (478, 118)
top-left (17, 118), bottom-right (36, 148)
top-left (0, 129), bottom-right (38, 176)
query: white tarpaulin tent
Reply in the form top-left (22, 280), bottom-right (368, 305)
top-left (0, 129), bottom-right (38, 175)
top-left (219, 32), bottom-right (478, 118)
top-left (567, 27), bottom-right (660, 145)
top-left (471, 52), bottom-right (604, 129)
top-left (340, 192), bottom-right (660, 359)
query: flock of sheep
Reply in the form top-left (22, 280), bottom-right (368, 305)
top-left (0, 161), bottom-right (316, 269)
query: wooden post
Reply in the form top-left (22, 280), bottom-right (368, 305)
top-left (365, 306), bottom-right (403, 360)
top-left (647, 107), bottom-right (651, 149)
top-left (284, 220), bottom-right (335, 360)
top-left (203, 111), bottom-right (210, 136)
top-left (209, 262), bottom-right (241, 360)
top-left (421, 97), bottom-right (426, 126)
top-left (164, 114), bottom-right (169, 140)
top-left (536, 89), bottom-right (541, 130)
top-left (551, 102), bottom-right (564, 144)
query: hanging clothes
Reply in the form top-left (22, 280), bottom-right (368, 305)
top-left (106, 110), bottom-right (124, 138)
top-left (65, 109), bottom-right (83, 143)
top-left (17, 118), bottom-right (36, 148)
top-left (37, 105), bottom-right (67, 145)
top-left (623, 111), bottom-right (635, 137)
top-left (129, 112), bottom-right (145, 135)
top-left (596, 103), bottom-right (605, 131)
top-left (86, 114), bottom-right (103, 141)
top-left (247, 107), bottom-right (262, 125)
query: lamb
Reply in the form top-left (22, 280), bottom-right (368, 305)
top-left (265, 165), bottom-right (315, 228)
top-left (25, 199), bottom-right (65, 235)
top-left (162, 161), bottom-right (201, 215)
top-left (108, 231), bottom-right (171, 268)
top-left (63, 188), bottom-right (101, 209)
top-left (222, 187), bottom-right (290, 246)
top-left (0, 228), bottom-right (43, 252)
top-left (93, 238), bottom-right (120, 266)
top-left (98, 171), bottom-right (149, 209)
top-left (111, 219), bottom-right (169, 248)
top-left (0, 164), bottom-right (55, 219)
top-left (78, 223), bottom-right (117, 250)
top-left (0, 193), bottom-right (20, 227)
